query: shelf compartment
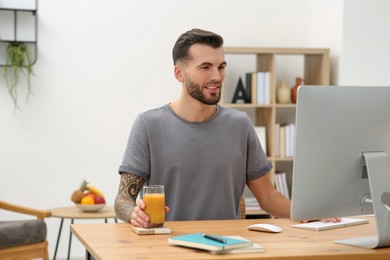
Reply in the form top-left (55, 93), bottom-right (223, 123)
top-left (0, 0), bottom-right (38, 67)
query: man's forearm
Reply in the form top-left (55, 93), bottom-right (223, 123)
top-left (114, 172), bottom-right (145, 223)
top-left (115, 196), bottom-right (134, 223)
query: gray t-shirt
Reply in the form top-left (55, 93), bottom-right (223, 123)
top-left (119, 104), bottom-right (272, 221)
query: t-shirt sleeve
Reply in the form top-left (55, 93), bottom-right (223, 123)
top-left (118, 114), bottom-right (150, 181)
top-left (245, 118), bottom-right (272, 181)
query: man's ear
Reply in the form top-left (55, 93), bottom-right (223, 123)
top-left (174, 65), bottom-right (184, 83)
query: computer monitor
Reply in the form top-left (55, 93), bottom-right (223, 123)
top-left (291, 86), bottom-right (390, 249)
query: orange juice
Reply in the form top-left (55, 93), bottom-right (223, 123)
top-left (143, 193), bottom-right (165, 227)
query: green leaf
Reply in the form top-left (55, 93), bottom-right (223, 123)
top-left (4, 42), bottom-right (34, 111)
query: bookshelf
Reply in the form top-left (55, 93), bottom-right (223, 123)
top-left (223, 47), bottom-right (330, 216)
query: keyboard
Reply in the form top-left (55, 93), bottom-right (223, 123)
top-left (290, 217), bottom-right (369, 231)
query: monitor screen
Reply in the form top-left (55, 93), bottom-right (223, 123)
top-left (291, 86), bottom-right (390, 248)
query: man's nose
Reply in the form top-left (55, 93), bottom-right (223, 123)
top-left (210, 68), bottom-right (222, 81)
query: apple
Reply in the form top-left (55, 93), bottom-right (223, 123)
top-left (94, 195), bottom-right (105, 204)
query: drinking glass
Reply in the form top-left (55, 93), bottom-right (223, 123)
top-left (142, 185), bottom-right (165, 227)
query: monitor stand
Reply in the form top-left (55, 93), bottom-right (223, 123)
top-left (334, 151), bottom-right (390, 248)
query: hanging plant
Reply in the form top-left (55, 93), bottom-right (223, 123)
top-left (4, 42), bottom-right (34, 110)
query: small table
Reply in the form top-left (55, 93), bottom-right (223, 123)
top-left (51, 205), bottom-right (117, 260)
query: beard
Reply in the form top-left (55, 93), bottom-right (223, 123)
top-left (184, 78), bottom-right (222, 105)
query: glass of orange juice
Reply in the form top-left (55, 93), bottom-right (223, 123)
top-left (142, 185), bottom-right (165, 228)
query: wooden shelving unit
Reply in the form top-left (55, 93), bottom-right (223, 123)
top-left (223, 47), bottom-right (330, 216)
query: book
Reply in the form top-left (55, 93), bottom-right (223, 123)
top-left (256, 71), bottom-right (265, 104)
top-left (168, 233), bottom-right (253, 253)
top-left (285, 124), bottom-right (291, 157)
top-left (132, 226), bottom-right (171, 235)
top-left (290, 217), bottom-right (369, 231)
top-left (275, 172), bottom-right (289, 199)
top-left (254, 71), bottom-right (271, 105)
top-left (254, 126), bottom-right (267, 155)
top-left (280, 172), bottom-right (290, 199)
top-left (213, 236), bottom-right (264, 254)
top-left (289, 123), bottom-right (295, 156)
top-left (251, 72), bottom-right (257, 104)
top-left (276, 172), bottom-right (290, 199)
top-left (279, 125), bottom-right (286, 158)
top-left (245, 196), bottom-right (262, 212)
top-left (263, 72), bottom-right (271, 104)
top-left (285, 123), bottom-right (295, 157)
top-left (274, 123), bottom-right (280, 157)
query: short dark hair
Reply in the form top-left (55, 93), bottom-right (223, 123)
top-left (172, 28), bottom-right (224, 65)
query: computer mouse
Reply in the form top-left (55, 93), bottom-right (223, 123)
top-left (247, 223), bottom-right (282, 233)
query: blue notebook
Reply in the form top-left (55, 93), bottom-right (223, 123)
top-left (168, 233), bottom-right (253, 253)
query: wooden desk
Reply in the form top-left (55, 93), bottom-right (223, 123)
top-left (71, 216), bottom-right (390, 259)
top-left (51, 205), bottom-right (117, 260)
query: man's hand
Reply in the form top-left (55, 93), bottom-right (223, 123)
top-left (130, 199), bottom-right (170, 228)
top-left (302, 217), bottom-right (342, 223)
top-left (321, 217), bottom-right (342, 223)
top-left (130, 200), bottom-right (150, 227)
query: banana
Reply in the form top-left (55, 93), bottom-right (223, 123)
top-left (86, 185), bottom-right (104, 198)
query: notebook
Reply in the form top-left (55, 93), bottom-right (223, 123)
top-left (168, 233), bottom-right (253, 253)
top-left (290, 217), bottom-right (369, 231)
top-left (217, 236), bottom-right (264, 254)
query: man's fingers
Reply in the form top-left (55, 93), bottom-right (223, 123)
top-left (320, 218), bottom-right (342, 223)
top-left (137, 199), bottom-right (146, 209)
top-left (131, 206), bottom-right (150, 227)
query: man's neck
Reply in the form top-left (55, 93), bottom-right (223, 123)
top-left (170, 98), bottom-right (217, 123)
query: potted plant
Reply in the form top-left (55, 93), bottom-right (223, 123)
top-left (4, 42), bottom-right (34, 110)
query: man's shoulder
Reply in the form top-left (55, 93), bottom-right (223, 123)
top-left (219, 105), bottom-right (250, 120)
top-left (140, 104), bottom-right (170, 118)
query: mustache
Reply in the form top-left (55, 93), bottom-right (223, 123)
top-left (205, 81), bottom-right (222, 87)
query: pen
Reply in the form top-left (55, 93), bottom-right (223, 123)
top-left (202, 233), bottom-right (226, 244)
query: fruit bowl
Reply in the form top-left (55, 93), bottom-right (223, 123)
top-left (75, 203), bottom-right (105, 212)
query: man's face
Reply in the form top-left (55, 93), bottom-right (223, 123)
top-left (178, 44), bottom-right (227, 105)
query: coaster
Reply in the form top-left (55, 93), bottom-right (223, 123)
top-left (132, 226), bottom-right (171, 235)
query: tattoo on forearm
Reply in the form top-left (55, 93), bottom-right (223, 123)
top-left (115, 173), bottom-right (145, 222)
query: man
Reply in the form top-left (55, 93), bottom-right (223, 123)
top-left (115, 28), bottom-right (291, 227)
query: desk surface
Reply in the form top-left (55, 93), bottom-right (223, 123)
top-left (51, 205), bottom-right (116, 219)
top-left (71, 216), bottom-right (389, 260)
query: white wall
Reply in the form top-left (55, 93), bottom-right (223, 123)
top-left (340, 0), bottom-right (390, 85)
top-left (309, 0), bottom-right (344, 84)
top-left (1, 0), bottom-right (389, 259)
